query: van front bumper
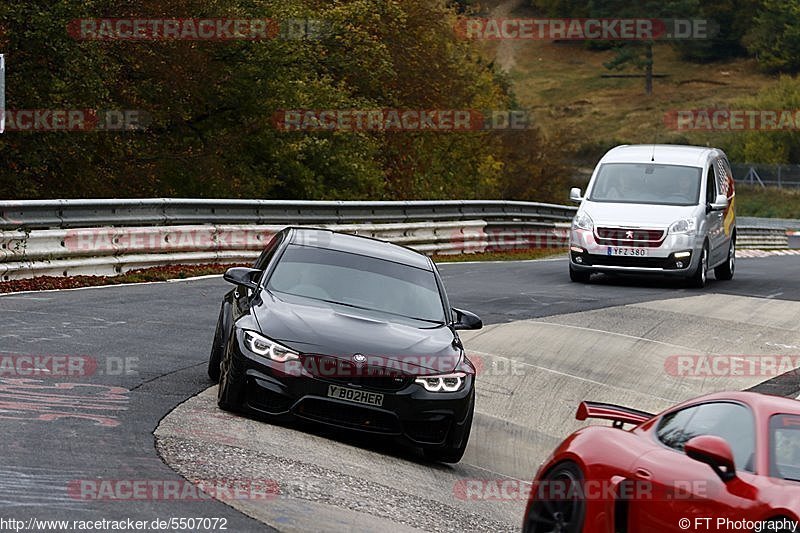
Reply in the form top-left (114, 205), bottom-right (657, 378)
top-left (569, 228), bottom-right (702, 275)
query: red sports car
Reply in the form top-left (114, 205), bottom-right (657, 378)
top-left (523, 391), bottom-right (800, 532)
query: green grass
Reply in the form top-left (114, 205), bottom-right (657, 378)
top-left (477, 2), bottom-right (779, 164)
top-left (735, 186), bottom-right (800, 218)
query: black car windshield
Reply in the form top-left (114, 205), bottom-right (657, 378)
top-left (267, 244), bottom-right (446, 323)
top-left (770, 414), bottom-right (800, 482)
top-left (589, 163), bottom-right (702, 206)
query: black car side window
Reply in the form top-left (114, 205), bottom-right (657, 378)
top-left (657, 402), bottom-right (756, 472)
top-left (253, 232), bottom-right (283, 271)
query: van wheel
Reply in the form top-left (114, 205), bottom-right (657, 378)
top-left (569, 265), bottom-right (591, 283)
top-left (714, 239), bottom-right (735, 281)
top-left (688, 244), bottom-right (708, 288)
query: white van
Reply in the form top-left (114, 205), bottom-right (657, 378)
top-left (568, 144), bottom-right (736, 288)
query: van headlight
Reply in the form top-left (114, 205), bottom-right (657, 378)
top-left (572, 212), bottom-right (594, 231)
top-left (669, 218), bottom-right (696, 235)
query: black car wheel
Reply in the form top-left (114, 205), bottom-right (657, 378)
top-left (423, 391), bottom-right (474, 463)
top-left (523, 461), bottom-right (586, 533)
top-left (207, 305), bottom-right (226, 383)
top-left (217, 349), bottom-right (245, 412)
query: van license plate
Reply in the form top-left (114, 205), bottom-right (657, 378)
top-left (608, 247), bottom-right (648, 257)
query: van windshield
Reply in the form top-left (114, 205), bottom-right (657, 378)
top-left (588, 163), bottom-right (702, 206)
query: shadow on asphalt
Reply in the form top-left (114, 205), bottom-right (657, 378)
top-left (219, 399), bottom-right (460, 471)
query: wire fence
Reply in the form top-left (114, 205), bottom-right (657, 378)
top-left (731, 164), bottom-right (800, 188)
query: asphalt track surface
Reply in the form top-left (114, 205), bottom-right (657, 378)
top-left (1, 255), bottom-right (799, 531)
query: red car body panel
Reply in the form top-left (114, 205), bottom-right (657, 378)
top-left (524, 392), bottom-right (800, 532)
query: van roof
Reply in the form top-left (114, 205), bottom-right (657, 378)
top-left (600, 144), bottom-right (723, 167)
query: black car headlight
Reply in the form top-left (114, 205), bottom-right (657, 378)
top-left (414, 372), bottom-right (467, 392)
top-left (243, 331), bottom-right (299, 363)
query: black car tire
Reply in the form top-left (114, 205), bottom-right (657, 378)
top-left (207, 305), bottom-right (226, 383)
top-left (569, 265), bottom-right (591, 283)
top-left (523, 461), bottom-right (586, 533)
top-left (714, 238), bottom-right (735, 281)
top-left (423, 394), bottom-right (474, 463)
top-left (687, 243), bottom-right (708, 288)
top-left (217, 350), bottom-right (245, 412)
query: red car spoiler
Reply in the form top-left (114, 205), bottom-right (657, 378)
top-left (576, 401), bottom-right (654, 428)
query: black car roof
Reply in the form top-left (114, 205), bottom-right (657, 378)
top-left (287, 228), bottom-right (433, 271)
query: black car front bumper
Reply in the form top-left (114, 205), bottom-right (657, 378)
top-left (223, 336), bottom-right (475, 448)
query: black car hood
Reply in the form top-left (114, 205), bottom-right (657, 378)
top-left (252, 291), bottom-right (461, 374)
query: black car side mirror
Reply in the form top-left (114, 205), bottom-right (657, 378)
top-left (223, 267), bottom-right (261, 290)
top-left (452, 308), bottom-right (482, 330)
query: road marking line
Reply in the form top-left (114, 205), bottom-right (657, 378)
top-left (530, 321), bottom-right (703, 353)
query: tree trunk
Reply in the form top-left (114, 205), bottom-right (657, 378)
top-left (645, 42), bottom-right (653, 95)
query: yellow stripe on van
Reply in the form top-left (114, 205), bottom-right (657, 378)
top-left (724, 197), bottom-right (735, 236)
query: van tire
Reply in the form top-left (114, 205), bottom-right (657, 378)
top-left (570, 265), bottom-right (591, 283)
top-left (688, 243), bottom-right (708, 288)
top-left (714, 238), bottom-right (735, 281)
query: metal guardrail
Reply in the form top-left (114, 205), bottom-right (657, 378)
top-left (0, 199), bottom-right (576, 280)
top-left (736, 227), bottom-right (791, 250)
top-left (0, 199), bottom-right (796, 281)
top-left (0, 199), bottom-right (576, 230)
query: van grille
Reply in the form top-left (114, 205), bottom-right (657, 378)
top-left (596, 227), bottom-right (665, 247)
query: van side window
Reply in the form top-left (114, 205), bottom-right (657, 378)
top-left (706, 166), bottom-right (716, 204)
top-left (717, 158), bottom-right (732, 197)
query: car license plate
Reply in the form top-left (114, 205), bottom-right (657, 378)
top-left (608, 247), bottom-right (648, 257)
top-left (327, 385), bottom-right (383, 407)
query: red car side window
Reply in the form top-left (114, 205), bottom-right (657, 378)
top-left (657, 402), bottom-right (756, 472)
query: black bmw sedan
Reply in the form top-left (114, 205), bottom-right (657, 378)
top-left (208, 227), bottom-right (482, 463)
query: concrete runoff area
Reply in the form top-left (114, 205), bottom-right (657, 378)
top-left (156, 292), bottom-right (800, 532)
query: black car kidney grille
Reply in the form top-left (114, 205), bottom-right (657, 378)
top-left (304, 355), bottom-right (413, 392)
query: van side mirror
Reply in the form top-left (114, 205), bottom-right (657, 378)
top-left (710, 194), bottom-right (728, 211)
top-left (569, 188), bottom-right (584, 203)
